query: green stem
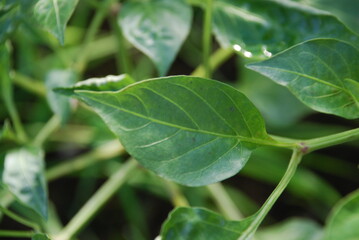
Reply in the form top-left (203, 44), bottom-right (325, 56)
top-left (12, 72), bottom-right (46, 97)
top-left (163, 180), bottom-right (189, 207)
top-left (0, 206), bottom-right (41, 232)
top-left (110, 12), bottom-right (132, 74)
top-left (202, 0), bottom-right (214, 78)
top-left (54, 158), bottom-right (137, 240)
top-left (303, 128), bottom-right (359, 153)
top-left (207, 183), bottom-right (243, 220)
top-left (0, 230), bottom-right (34, 238)
top-left (192, 48), bottom-right (234, 77)
top-left (239, 149), bottom-right (302, 240)
top-left (74, 0), bottom-right (116, 73)
top-left (46, 140), bottom-right (125, 181)
top-left (33, 115), bottom-right (61, 147)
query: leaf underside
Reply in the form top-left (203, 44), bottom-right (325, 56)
top-left (248, 39), bottom-right (359, 119)
top-left (72, 76), bottom-right (273, 186)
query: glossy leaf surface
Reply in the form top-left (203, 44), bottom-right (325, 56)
top-left (160, 207), bottom-right (252, 240)
top-left (212, 0), bottom-right (359, 58)
top-left (45, 69), bottom-right (77, 123)
top-left (68, 76), bottom-right (274, 186)
top-left (2, 147), bottom-right (47, 219)
top-left (256, 218), bottom-right (322, 240)
top-left (119, 0), bottom-right (192, 76)
top-left (33, 0), bottom-right (79, 44)
top-left (324, 189), bottom-right (359, 240)
top-left (247, 39), bottom-right (359, 119)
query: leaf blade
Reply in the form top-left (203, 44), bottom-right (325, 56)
top-left (247, 39), bottom-right (359, 119)
top-left (119, 0), bottom-right (193, 76)
top-left (73, 76), bottom-right (274, 186)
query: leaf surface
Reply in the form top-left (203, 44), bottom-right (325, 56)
top-left (247, 39), bottom-right (359, 119)
top-left (160, 207), bottom-right (253, 240)
top-left (33, 0), bottom-right (79, 44)
top-left (324, 189), bottom-right (359, 240)
top-left (255, 218), bottom-right (322, 240)
top-left (70, 76), bottom-right (274, 186)
top-left (45, 69), bottom-right (77, 123)
top-left (2, 146), bottom-right (47, 219)
top-left (119, 0), bottom-right (192, 76)
top-left (212, 0), bottom-right (359, 58)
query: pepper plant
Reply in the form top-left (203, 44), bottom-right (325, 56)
top-left (0, 0), bottom-right (359, 240)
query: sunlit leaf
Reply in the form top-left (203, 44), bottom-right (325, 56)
top-left (2, 146), bottom-right (47, 219)
top-left (160, 207), bottom-right (253, 240)
top-left (212, 0), bottom-right (359, 58)
top-left (119, 0), bottom-right (193, 76)
top-left (256, 218), bottom-right (322, 240)
top-left (247, 39), bottom-right (359, 119)
top-left (324, 189), bottom-right (359, 240)
top-left (63, 76), bottom-right (276, 186)
top-left (33, 0), bottom-right (79, 45)
top-left (45, 69), bottom-right (77, 124)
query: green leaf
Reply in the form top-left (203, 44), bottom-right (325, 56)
top-left (2, 146), bottom-right (48, 219)
top-left (32, 233), bottom-right (51, 240)
top-left (296, 0), bottom-right (359, 34)
top-left (68, 76), bottom-right (276, 186)
top-left (324, 189), bottom-right (359, 240)
top-left (119, 0), bottom-right (193, 76)
top-left (255, 218), bottom-right (322, 240)
top-left (45, 69), bottom-right (77, 124)
top-left (212, 0), bottom-right (359, 58)
top-left (55, 74), bottom-right (135, 96)
top-left (247, 39), bottom-right (359, 119)
top-left (33, 0), bottom-right (79, 45)
top-left (0, 120), bottom-right (19, 153)
top-left (160, 207), bottom-right (253, 240)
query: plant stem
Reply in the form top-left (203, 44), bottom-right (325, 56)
top-left (74, 0), bottom-right (116, 73)
top-left (0, 230), bottom-right (34, 238)
top-left (54, 158), bottom-right (137, 240)
top-left (110, 12), bottom-right (132, 75)
top-left (238, 149), bottom-right (303, 240)
top-left (202, 0), bottom-right (214, 78)
top-left (163, 180), bottom-right (189, 207)
top-left (207, 183), bottom-right (243, 220)
top-left (12, 72), bottom-right (46, 97)
top-left (303, 128), bottom-right (359, 153)
top-left (46, 140), bottom-right (125, 181)
top-left (0, 206), bottom-right (41, 232)
top-left (33, 115), bottom-right (61, 147)
top-left (192, 48), bottom-right (234, 77)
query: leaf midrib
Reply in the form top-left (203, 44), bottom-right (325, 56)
top-left (51, 0), bottom-right (62, 38)
top-left (76, 91), bottom-right (275, 146)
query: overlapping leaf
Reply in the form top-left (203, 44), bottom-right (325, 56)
top-left (61, 75), bottom-right (275, 186)
top-left (45, 69), bottom-right (77, 123)
top-left (160, 207), bottom-right (254, 240)
top-left (2, 146), bottom-right (47, 219)
top-left (324, 189), bottom-right (359, 240)
top-left (33, 0), bottom-right (79, 45)
top-left (211, 0), bottom-right (359, 58)
top-left (119, 0), bottom-right (192, 76)
top-left (247, 39), bottom-right (359, 119)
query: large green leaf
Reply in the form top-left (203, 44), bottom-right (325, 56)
top-left (211, 0), bottom-right (359, 58)
top-left (160, 207), bottom-right (253, 240)
top-left (2, 146), bottom-right (47, 219)
top-left (119, 0), bottom-right (192, 76)
top-left (45, 69), bottom-right (77, 123)
top-left (324, 189), bottom-right (359, 240)
top-left (64, 76), bottom-right (275, 186)
top-left (247, 39), bottom-right (359, 119)
top-left (255, 218), bottom-right (322, 240)
top-left (33, 0), bottom-right (79, 45)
